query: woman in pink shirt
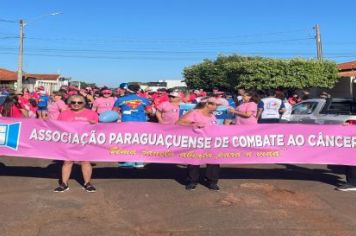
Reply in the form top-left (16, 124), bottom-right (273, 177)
top-left (177, 97), bottom-right (220, 191)
top-left (54, 95), bottom-right (99, 193)
top-left (156, 91), bottom-right (181, 125)
top-left (47, 91), bottom-right (67, 120)
top-left (92, 88), bottom-right (116, 114)
top-left (227, 91), bottom-right (259, 125)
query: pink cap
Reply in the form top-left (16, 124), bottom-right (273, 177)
top-left (200, 97), bottom-right (218, 103)
top-left (213, 90), bottom-right (224, 95)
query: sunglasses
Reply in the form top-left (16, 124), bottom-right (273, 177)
top-left (70, 101), bottom-right (84, 105)
top-left (103, 92), bottom-right (112, 95)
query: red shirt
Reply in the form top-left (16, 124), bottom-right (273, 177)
top-left (153, 94), bottom-right (169, 108)
top-left (11, 105), bottom-right (23, 118)
top-left (0, 105), bottom-right (23, 118)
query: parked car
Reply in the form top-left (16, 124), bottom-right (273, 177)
top-left (289, 98), bottom-right (356, 125)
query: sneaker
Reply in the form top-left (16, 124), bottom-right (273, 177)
top-left (118, 162), bottom-right (136, 168)
top-left (54, 183), bottom-right (69, 192)
top-left (176, 164), bottom-right (187, 168)
top-left (185, 183), bottom-right (197, 191)
top-left (336, 183), bottom-right (356, 191)
top-left (84, 183), bottom-right (96, 193)
top-left (207, 183), bottom-right (220, 191)
top-left (134, 162), bottom-right (145, 168)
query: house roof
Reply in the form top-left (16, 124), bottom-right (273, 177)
top-left (338, 71), bottom-right (356, 77)
top-left (0, 68), bottom-right (60, 81)
top-left (25, 73), bottom-right (60, 81)
top-left (338, 61), bottom-right (356, 71)
top-left (0, 68), bottom-right (17, 81)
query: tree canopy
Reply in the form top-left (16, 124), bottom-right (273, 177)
top-left (183, 55), bottom-right (339, 91)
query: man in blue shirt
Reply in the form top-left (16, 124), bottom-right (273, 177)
top-left (113, 83), bottom-right (151, 168)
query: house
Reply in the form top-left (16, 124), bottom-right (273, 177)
top-left (331, 61), bottom-right (356, 98)
top-left (0, 68), bottom-right (70, 94)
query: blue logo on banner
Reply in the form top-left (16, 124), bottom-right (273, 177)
top-left (0, 122), bottom-right (21, 150)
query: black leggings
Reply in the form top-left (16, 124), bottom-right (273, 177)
top-left (187, 164), bottom-right (220, 184)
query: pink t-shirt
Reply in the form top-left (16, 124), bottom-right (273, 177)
top-left (235, 102), bottom-right (258, 125)
top-left (157, 101), bottom-right (180, 125)
top-left (183, 109), bottom-right (217, 127)
top-left (215, 97), bottom-right (229, 107)
top-left (48, 100), bottom-right (68, 120)
top-left (58, 109), bottom-right (99, 123)
top-left (92, 97), bottom-right (116, 114)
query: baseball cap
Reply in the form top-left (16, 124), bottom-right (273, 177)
top-left (119, 83), bottom-right (128, 90)
top-left (200, 97), bottom-right (218, 104)
top-left (213, 90), bottom-right (225, 95)
top-left (169, 91), bottom-right (180, 97)
top-left (68, 85), bottom-right (78, 91)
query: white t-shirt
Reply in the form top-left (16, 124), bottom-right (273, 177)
top-left (258, 97), bottom-right (284, 119)
top-left (281, 101), bottom-right (292, 121)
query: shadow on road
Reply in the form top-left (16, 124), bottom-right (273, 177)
top-left (0, 161), bottom-right (344, 187)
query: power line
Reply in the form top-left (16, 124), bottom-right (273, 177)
top-left (25, 36), bottom-right (314, 45)
top-left (0, 52), bottom-right (207, 61)
top-left (160, 28), bottom-right (314, 40)
top-left (0, 18), bottom-right (16, 23)
top-left (0, 36), bottom-right (18, 39)
top-left (0, 46), bottom-right (324, 56)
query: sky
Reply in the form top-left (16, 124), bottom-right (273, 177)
top-left (0, 0), bottom-right (355, 87)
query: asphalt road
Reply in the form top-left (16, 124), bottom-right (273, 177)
top-left (0, 156), bottom-right (355, 236)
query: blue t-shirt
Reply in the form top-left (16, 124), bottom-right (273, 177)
top-left (214, 106), bottom-right (229, 125)
top-left (113, 94), bottom-right (150, 122)
top-left (179, 103), bottom-right (196, 117)
top-left (37, 95), bottom-right (49, 108)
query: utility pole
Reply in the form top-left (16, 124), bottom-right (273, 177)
top-left (314, 24), bottom-right (323, 61)
top-left (17, 19), bottom-right (24, 93)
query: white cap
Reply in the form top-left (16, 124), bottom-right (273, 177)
top-left (169, 91), bottom-right (180, 97)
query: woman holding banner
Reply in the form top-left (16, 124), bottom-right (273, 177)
top-left (47, 91), bottom-right (67, 120)
top-left (226, 91), bottom-right (259, 125)
top-left (156, 91), bottom-right (181, 125)
top-left (177, 97), bottom-right (220, 191)
top-left (54, 94), bottom-right (99, 193)
top-left (92, 87), bottom-right (116, 114)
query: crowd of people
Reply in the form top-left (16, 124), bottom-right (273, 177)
top-left (1, 84), bottom-right (353, 192)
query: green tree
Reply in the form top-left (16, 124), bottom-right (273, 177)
top-left (183, 55), bottom-right (339, 91)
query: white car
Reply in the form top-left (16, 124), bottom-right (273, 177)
top-left (289, 98), bottom-right (356, 125)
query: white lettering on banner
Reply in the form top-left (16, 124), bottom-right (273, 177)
top-left (29, 129), bottom-right (214, 149)
top-left (308, 133), bottom-right (356, 148)
top-left (231, 135), bottom-right (285, 148)
top-left (28, 129), bottom-right (356, 149)
top-left (109, 132), bottom-right (212, 149)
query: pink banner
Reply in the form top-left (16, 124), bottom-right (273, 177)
top-left (1, 118), bottom-right (356, 165)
